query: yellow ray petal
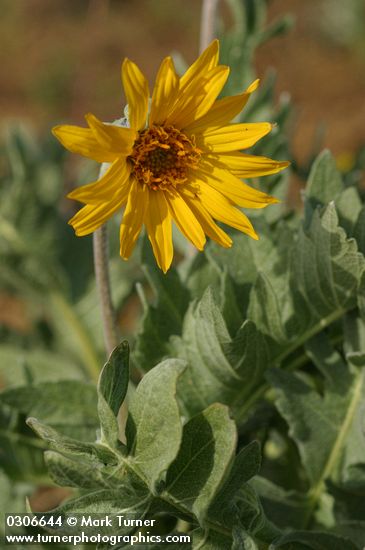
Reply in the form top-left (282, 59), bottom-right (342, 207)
top-left (196, 122), bottom-right (272, 153)
top-left (145, 191), bottom-right (173, 273)
top-left (150, 57), bottom-right (179, 125)
top-left (67, 158), bottom-right (131, 205)
top-left (179, 188), bottom-right (232, 248)
top-left (121, 58), bottom-right (149, 131)
top-left (52, 125), bottom-right (116, 163)
top-left (209, 152), bottom-right (290, 177)
top-left (167, 66), bottom-right (230, 130)
top-left (69, 191), bottom-right (128, 237)
top-left (179, 40), bottom-right (219, 94)
top-left (165, 190), bottom-right (206, 251)
top-left (196, 180), bottom-right (259, 239)
top-left (196, 161), bottom-right (278, 208)
top-left (120, 180), bottom-right (149, 259)
top-left (85, 113), bottom-right (136, 155)
top-left (184, 79), bottom-right (259, 132)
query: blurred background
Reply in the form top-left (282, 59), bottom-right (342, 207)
top-left (1, 0), bottom-right (364, 162)
top-left (0, 0), bottom-right (365, 519)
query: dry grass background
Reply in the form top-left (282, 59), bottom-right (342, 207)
top-left (0, 0), bottom-right (364, 163)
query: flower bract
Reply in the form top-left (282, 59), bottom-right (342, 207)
top-left (53, 40), bottom-right (289, 272)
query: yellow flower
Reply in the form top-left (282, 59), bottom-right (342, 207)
top-left (53, 40), bottom-right (289, 272)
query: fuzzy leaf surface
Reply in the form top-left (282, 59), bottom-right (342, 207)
top-left (165, 403), bottom-right (237, 522)
top-left (126, 360), bottom-right (186, 490)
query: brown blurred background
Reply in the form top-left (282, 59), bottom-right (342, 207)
top-left (0, 0), bottom-right (364, 163)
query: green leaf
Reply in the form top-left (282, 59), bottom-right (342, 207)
top-left (0, 345), bottom-right (83, 388)
top-left (332, 521), bottom-right (365, 548)
top-left (271, 530), bottom-right (359, 549)
top-left (248, 272), bottom-right (287, 345)
top-left (304, 150), bottom-right (344, 223)
top-left (267, 339), bottom-right (365, 528)
top-left (209, 441), bottom-right (261, 528)
top-left (354, 205), bottom-right (365, 254)
top-left (328, 480), bottom-right (365, 522)
top-left (251, 476), bottom-right (310, 530)
top-left (249, 204), bottom-right (365, 348)
top-left (126, 359), bottom-right (186, 490)
top-left (267, 358), bottom-right (365, 487)
top-left (171, 290), bottom-right (268, 418)
top-left (169, 202), bottom-right (365, 425)
top-left (232, 527), bottom-right (259, 550)
top-left (133, 238), bottom-right (190, 371)
top-left (26, 417), bottom-right (116, 464)
top-left (192, 529), bottom-right (233, 549)
top-left (0, 471), bottom-right (28, 536)
top-left (44, 450), bottom-right (110, 489)
top-left (336, 186), bottom-right (363, 236)
top-left (48, 481), bottom-right (151, 537)
top-left (1, 380), bottom-right (98, 441)
top-left (97, 341), bottom-right (129, 447)
top-left (165, 403), bottom-right (237, 522)
top-left (0, 408), bottom-right (47, 482)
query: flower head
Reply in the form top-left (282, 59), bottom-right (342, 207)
top-left (53, 40), bottom-right (289, 272)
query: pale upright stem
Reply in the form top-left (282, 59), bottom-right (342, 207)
top-left (199, 0), bottom-right (220, 53)
top-left (93, 225), bottom-right (118, 356)
top-left (93, 224), bottom-right (127, 443)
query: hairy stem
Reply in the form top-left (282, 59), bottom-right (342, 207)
top-left (93, 225), bottom-right (119, 357)
top-left (200, 0), bottom-right (220, 53)
top-left (93, 223), bottom-right (129, 443)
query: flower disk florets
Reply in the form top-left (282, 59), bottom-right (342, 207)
top-left (129, 125), bottom-right (201, 190)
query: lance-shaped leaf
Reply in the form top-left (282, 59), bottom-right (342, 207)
top-left (126, 360), bottom-right (186, 490)
top-left (208, 441), bottom-right (262, 529)
top-left (165, 403), bottom-right (237, 522)
top-left (304, 150), bottom-right (343, 222)
top-left (171, 290), bottom-right (268, 418)
top-left (26, 417), bottom-right (116, 464)
top-left (97, 341), bottom-right (129, 447)
top-left (267, 338), bottom-right (365, 509)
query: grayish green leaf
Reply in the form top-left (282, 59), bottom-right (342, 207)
top-left (271, 530), bottom-right (359, 549)
top-left (267, 342), bottom-right (365, 515)
top-left (126, 360), bottom-right (185, 490)
top-left (172, 290), bottom-right (268, 418)
top-left (133, 238), bottom-right (190, 372)
top-left (166, 403), bottom-right (237, 522)
top-left (209, 441), bottom-right (261, 528)
top-left (232, 527), bottom-right (259, 550)
top-left (252, 476), bottom-right (310, 530)
top-left (1, 380), bottom-right (98, 441)
top-left (305, 150), bottom-right (343, 222)
top-left (97, 341), bottom-right (129, 447)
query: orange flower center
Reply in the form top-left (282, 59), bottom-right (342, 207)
top-left (129, 125), bottom-right (201, 190)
